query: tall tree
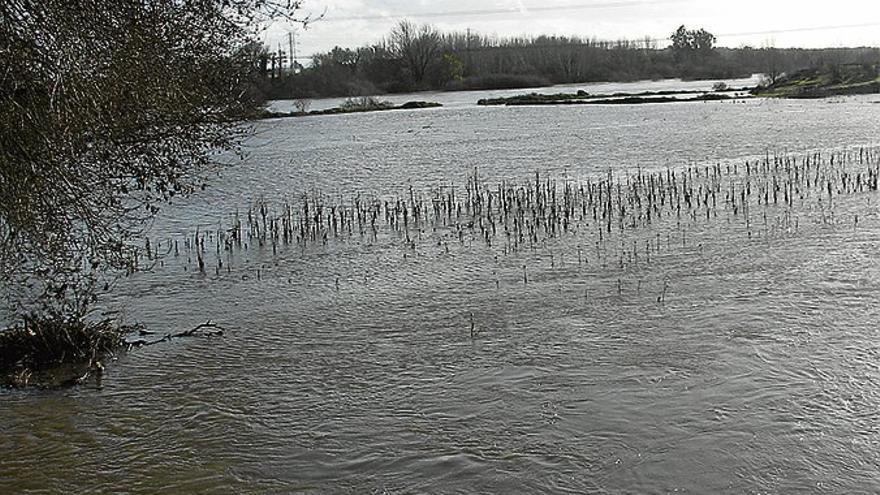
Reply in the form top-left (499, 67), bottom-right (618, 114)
top-left (691, 29), bottom-right (716, 53)
top-left (388, 20), bottom-right (442, 85)
top-left (670, 25), bottom-right (716, 66)
top-left (670, 25), bottom-right (692, 55)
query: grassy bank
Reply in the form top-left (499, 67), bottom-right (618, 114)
top-left (754, 65), bottom-right (880, 98)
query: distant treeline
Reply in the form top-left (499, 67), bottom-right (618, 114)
top-left (249, 22), bottom-right (880, 99)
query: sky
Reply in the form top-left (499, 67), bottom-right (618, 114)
top-left (263, 0), bottom-right (880, 60)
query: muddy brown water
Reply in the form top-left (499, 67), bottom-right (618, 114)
top-left (3, 82), bottom-right (880, 493)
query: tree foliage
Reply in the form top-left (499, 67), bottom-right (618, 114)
top-left (670, 25), bottom-right (716, 52)
top-left (670, 25), bottom-right (716, 66)
top-left (0, 0), bottom-right (303, 317)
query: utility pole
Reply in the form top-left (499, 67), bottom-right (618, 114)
top-left (466, 28), bottom-right (472, 75)
top-left (288, 31), bottom-right (297, 73)
top-left (277, 42), bottom-right (287, 77)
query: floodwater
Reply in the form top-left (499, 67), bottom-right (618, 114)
top-left (3, 82), bottom-right (880, 494)
top-left (267, 74), bottom-right (763, 112)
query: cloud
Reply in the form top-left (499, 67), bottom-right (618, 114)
top-left (267, 0), bottom-right (880, 57)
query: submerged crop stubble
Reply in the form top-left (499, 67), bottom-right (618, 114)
top-left (143, 147), bottom-right (880, 296)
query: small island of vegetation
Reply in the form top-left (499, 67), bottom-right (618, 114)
top-left (477, 86), bottom-right (753, 106)
top-left (754, 64), bottom-right (880, 98)
top-left (260, 97), bottom-right (442, 119)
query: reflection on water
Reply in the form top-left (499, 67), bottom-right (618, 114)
top-left (3, 87), bottom-right (880, 494)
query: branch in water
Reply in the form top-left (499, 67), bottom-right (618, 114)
top-left (126, 321), bottom-right (226, 348)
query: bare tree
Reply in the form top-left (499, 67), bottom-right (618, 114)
top-left (294, 98), bottom-right (312, 113)
top-left (761, 40), bottom-right (783, 85)
top-left (388, 20), bottom-right (442, 84)
top-left (0, 0), bottom-right (308, 317)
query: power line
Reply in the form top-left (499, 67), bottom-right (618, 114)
top-left (716, 22), bottom-right (880, 40)
top-left (289, 21), bottom-right (880, 60)
top-left (281, 1), bottom-right (880, 58)
top-left (321, 0), bottom-right (687, 22)
top-left (616, 22), bottom-right (880, 46)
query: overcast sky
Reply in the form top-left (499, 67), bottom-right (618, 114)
top-left (263, 0), bottom-right (880, 60)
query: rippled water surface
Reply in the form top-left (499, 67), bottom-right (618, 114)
top-left (3, 83), bottom-right (880, 494)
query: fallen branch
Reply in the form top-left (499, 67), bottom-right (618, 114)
top-left (126, 320), bottom-right (225, 348)
top-left (2, 318), bottom-right (227, 389)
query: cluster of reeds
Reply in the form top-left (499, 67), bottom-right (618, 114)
top-left (142, 146), bottom-right (880, 276)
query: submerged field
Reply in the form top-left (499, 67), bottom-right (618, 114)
top-left (3, 84), bottom-right (880, 493)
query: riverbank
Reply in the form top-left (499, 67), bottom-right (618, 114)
top-left (754, 65), bottom-right (880, 99)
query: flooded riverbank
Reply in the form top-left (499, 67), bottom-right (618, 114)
top-left (3, 86), bottom-right (880, 493)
